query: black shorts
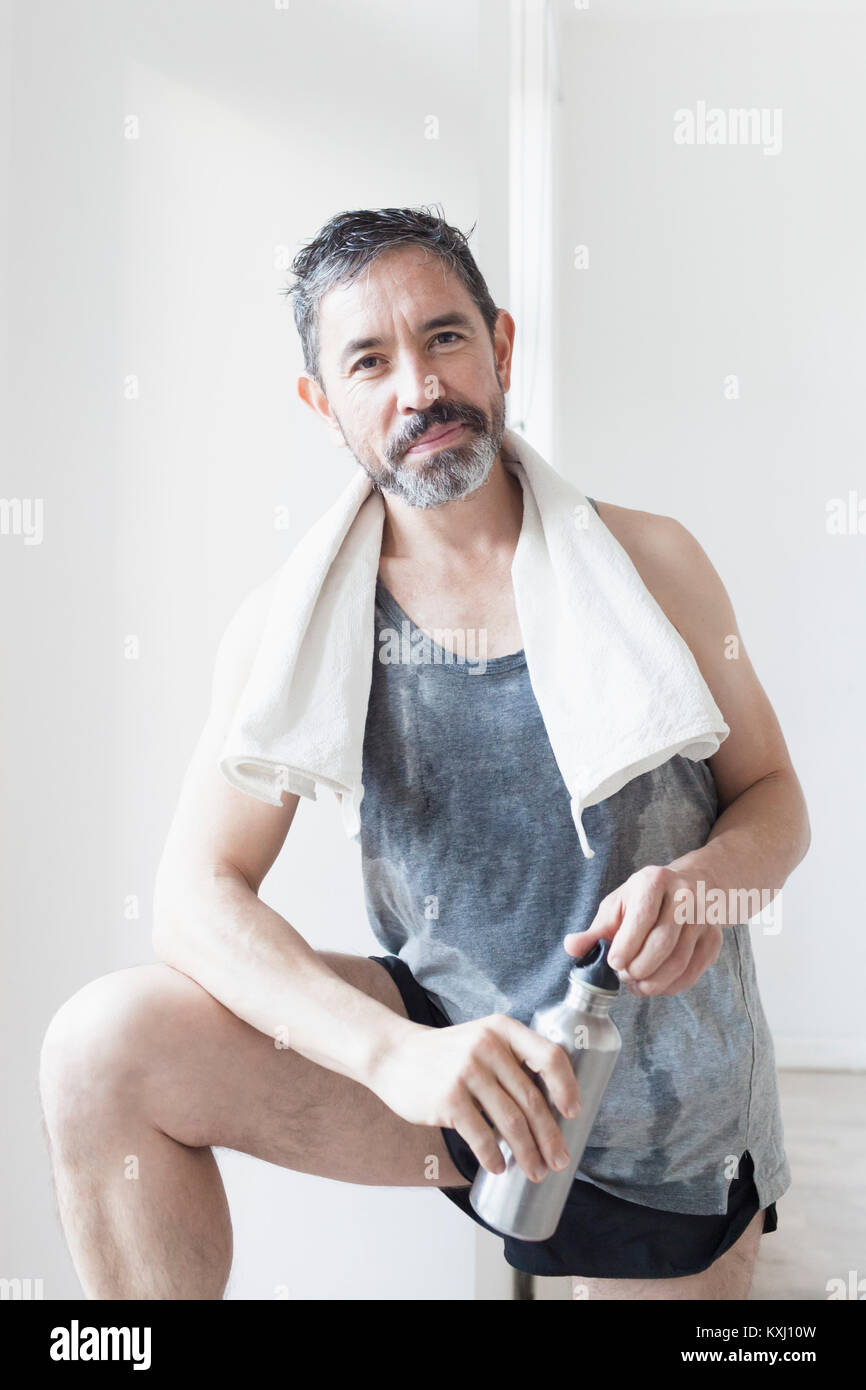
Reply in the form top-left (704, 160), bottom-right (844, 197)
top-left (370, 952), bottom-right (778, 1279)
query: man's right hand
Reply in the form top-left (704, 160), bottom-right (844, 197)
top-left (368, 1015), bottom-right (581, 1182)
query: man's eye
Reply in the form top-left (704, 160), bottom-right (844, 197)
top-left (352, 334), bottom-right (462, 372)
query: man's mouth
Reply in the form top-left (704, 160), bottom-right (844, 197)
top-left (405, 422), bottom-right (466, 456)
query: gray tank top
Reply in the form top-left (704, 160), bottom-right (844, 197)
top-left (359, 500), bottom-right (791, 1216)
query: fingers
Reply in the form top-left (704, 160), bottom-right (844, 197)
top-left (503, 1017), bottom-right (581, 1120)
top-left (564, 889), bottom-right (623, 958)
top-left (457, 1019), bottom-right (581, 1182)
top-left (467, 1064), bottom-right (564, 1182)
top-left (629, 926), bottom-right (722, 996)
top-left (606, 866), bottom-right (671, 973)
top-left (488, 1020), bottom-right (581, 1180)
top-left (626, 921), bottom-right (700, 992)
top-left (449, 1095), bottom-right (507, 1176)
top-left (655, 927), bottom-right (722, 995)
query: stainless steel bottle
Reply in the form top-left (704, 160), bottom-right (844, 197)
top-left (469, 939), bottom-right (622, 1241)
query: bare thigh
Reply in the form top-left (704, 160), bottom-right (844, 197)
top-left (42, 954), bottom-right (469, 1189)
top-left (570, 1207), bottom-right (766, 1301)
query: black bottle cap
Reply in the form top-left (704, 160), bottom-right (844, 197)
top-left (569, 937), bottom-right (620, 994)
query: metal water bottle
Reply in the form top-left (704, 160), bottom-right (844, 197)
top-left (469, 939), bottom-right (622, 1241)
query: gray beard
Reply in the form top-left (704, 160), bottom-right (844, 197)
top-left (377, 430), bottom-right (500, 509)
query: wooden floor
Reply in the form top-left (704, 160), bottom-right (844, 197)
top-left (519, 1070), bottom-right (866, 1301)
top-left (749, 1069), bottom-right (866, 1301)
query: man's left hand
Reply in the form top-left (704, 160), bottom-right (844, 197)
top-left (563, 865), bottom-right (723, 998)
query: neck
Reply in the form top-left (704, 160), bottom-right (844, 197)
top-left (379, 450), bottom-right (524, 569)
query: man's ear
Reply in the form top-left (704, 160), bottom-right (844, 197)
top-left (493, 309), bottom-right (516, 395)
top-left (297, 372), bottom-right (347, 448)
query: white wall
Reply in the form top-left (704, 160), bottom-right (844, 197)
top-left (550, 0), bottom-right (866, 1068)
top-left (2, 0), bottom-right (508, 1300)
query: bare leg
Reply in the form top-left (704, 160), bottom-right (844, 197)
top-left (39, 955), bottom-right (467, 1300)
top-left (570, 1206), bottom-right (766, 1301)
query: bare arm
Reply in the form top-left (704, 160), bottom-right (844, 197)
top-left (151, 579), bottom-right (414, 1088)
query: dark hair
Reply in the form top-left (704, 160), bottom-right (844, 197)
top-left (283, 205), bottom-right (500, 389)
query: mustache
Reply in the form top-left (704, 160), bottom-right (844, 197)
top-left (389, 401), bottom-right (489, 462)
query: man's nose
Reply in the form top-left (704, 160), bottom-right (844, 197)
top-left (394, 353), bottom-right (441, 414)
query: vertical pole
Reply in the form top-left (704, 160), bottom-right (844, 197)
top-left (508, 0), bottom-right (560, 460)
top-left (513, 1269), bottom-right (536, 1300)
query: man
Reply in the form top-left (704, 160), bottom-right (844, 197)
top-left (39, 207), bottom-right (810, 1300)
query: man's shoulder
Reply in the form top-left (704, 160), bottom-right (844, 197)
top-left (592, 500), bottom-right (721, 640)
top-left (593, 498), bottom-right (696, 581)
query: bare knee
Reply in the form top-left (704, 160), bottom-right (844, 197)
top-left (39, 963), bottom-right (205, 1138)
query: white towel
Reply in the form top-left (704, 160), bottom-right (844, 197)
top-left (218, 427), bottom-right (729, 858)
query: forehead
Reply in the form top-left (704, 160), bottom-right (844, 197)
top-left (317, 245), bottom-right (475, 353)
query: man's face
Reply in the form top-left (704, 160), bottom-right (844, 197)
top-left (305, 246), bottom-right (513, 509)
